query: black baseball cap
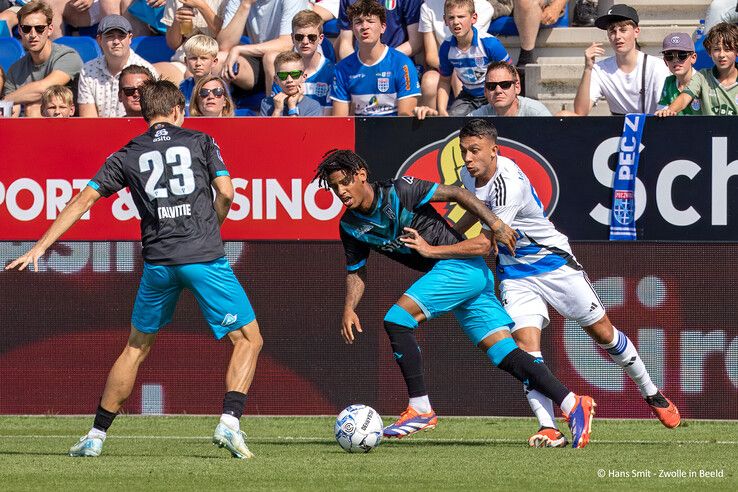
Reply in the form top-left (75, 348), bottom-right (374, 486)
top-left (594, 4), bottom-right (639, 30)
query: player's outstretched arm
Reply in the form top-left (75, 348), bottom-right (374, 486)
top-left (5, 186), bottom-right (102, 272)
top-left (655, 93), bottom-right (692, 117)
top-left (430, 184), bottom-right (517, 254)
top-left (212, 175), bottom-right (235, 225)
top-left (342, 269), bottom-right (366, 344)
top-left (400, 226), bottom-right (491, 258)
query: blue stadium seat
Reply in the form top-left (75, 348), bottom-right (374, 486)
top-left (234, 108), bottom-right (255, 116)
top-left (0, 20), bottom-right (10, 37)
top-left (324, 19), bottom-right (340, 37)
top-left (0, 37), bottom-right (24, 71)
top-left (693, 33), bottom-right (713, 70)
top-left (130, 35), bottom-right (175, 63)
top-left (55, 36), bottom-right (102, 63)
top-left (488, 8), bottom-right (569, 36)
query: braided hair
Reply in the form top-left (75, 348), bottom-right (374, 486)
top-left (314, 149), bottom-right (371, 188)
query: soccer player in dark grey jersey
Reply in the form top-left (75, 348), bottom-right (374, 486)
top-left (6, 80), bottom-right (262, 459)
top-left (315, 150), bottom-right (596, 447)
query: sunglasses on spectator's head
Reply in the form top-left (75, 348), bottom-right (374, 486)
top-left (121, 86), bottom-right (141, 96)
top-left (663, 51), bottom-right (692, 62)
top-left (294, 33), bottom-right (318, 43)
top-left (485, 80), bottom-right (515, 91)
top-left (277, 70), bottom-right (304, 81)
top-left (20, 24), bottom-right (48, 34)
top-left (199, 87), bottom-right (225, 98)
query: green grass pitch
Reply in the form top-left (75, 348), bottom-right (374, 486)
top-left (0, 416), bottom-right (735, 491)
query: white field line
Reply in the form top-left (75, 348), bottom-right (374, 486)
top-left (0, 435), bottom-right (736, 445)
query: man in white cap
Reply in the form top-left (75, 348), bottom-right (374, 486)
top-left (78, 14), bottom-right (158, 117)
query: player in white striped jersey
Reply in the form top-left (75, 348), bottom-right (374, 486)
top-left (455, 119), bottom-right (680, 446)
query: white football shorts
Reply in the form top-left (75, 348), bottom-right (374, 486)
top-left (500, 264), bottom-right (606, 331)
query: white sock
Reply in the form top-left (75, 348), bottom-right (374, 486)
top-left (560, 392), bottom-right (577, 416)
top-left (409, 395), bottom-right (432, 414)
top-left (88, 428), bottom-right (106, 441)
top-left (599, 328), bottom-right (658, 398)
top-left (524, 352), bottom-right (557, 429)
top-left (220, 413), bottom-right (240, 431)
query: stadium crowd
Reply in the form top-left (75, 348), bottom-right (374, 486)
top-left (1, 0), bottom-right (737, 117)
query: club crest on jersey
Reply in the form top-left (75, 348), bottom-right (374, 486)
top-left (613, 191), bottom-right (635, 225)
top-left (314, 82), bottom-right (329, 97)
top-left (475, 56), bottom-right (486, 67)
top-left (153, 128), bottom-right (170, 142)
top-left (385, 0), bottom-right (396, 10)
top-left (383, 203), bottom-right (396, 220)
top-left (691, 98), bottom-right (701, 111)
top-left (377, 77), bottom-right (390, 93)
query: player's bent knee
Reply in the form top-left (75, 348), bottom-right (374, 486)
top-left (384, 304), bottom-right (418, 329)
top-left (485, 337), bottom-right (518, 367)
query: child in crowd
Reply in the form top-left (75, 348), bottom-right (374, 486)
top-left (656, 32), bottom-right (700, 115)
top-left (260, 51), bottom-right (322, 116)
top-left (180, 34), bottom-right (220, 115)
top-left (657, 22), bottom-right (738, 116)
top-left (41, 85), bottom-right (75, 117)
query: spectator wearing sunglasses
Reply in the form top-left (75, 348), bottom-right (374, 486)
top-left (41, 84), bottom-right (75, 117)
top-left (656, 22), bottom-right (738, 117)
top-left (260, 51), bottom-right (322, 116)
top-left (1, 1), bottom-right (83, 117)
top-left (219, 0), bottom-right (308, 92)
top-left (118, 64), bottom-right (155, 117)
top-left (413, 62), bottom-right (549, 118)
top-left (656, 33), bottom-right (700, 116)
top-left (190, 75), bottom-right (235, 116)
top-left (77, 15), bottom-right (158, 117)
top-left (266, 10), bottom-right (334, 115)
top-left (468, 62), bottom-right (549, 116)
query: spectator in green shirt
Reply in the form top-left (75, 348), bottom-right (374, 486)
top-left (657, 32), bottom-right (700, 115)
top-left (656, 22), bottom-right (738, 116)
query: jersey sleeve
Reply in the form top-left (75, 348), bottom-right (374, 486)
top-left (204, 135), bottom-right (229, 180)
top-left (482, 36), bottom-right (510, 63)
top-left (331, 62), bottom-right (351, 102)
top-left (393, 176), bottom-right (438, 210)
top-left (479, 177), bottom-right (523, 230)
top-left (394, 54), bottom-right (421, 99)
top-left (438, 40), bottom-right (453, 77)
top-left (683, 70), bottom-right (706, 100)
top-left (88, 151), bottom-right (127, 197)
top-left (337, 0), bottom-right (350, 30)
top-left (402, 0), bottom-right (422, 25)
top-left (340, 223), bottom-right (370, 271)
top-left (418, 3), bottom-right (433, 33)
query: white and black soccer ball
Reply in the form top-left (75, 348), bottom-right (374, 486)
top-left (334, 404), bottom-right (383, 453)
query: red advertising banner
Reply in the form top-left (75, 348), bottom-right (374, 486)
top-left (0, 118), bottom-right (354, 240)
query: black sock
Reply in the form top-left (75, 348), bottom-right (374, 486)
top-left (498, 348), bottom-right (569, 405)
top-left (384, 321), bottom-right (426, 398)
top-left (223, 391), bottom-right (248, 419)
top-left (92, 404), bottom-right (117, 432)
top-left (517, 49), bottom-right (535, 67)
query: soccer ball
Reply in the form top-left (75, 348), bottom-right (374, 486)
top-left (334, 404), bottom-right (383, 453)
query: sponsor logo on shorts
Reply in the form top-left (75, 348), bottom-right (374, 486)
top-left (221, 313), bottom-right (238, 326)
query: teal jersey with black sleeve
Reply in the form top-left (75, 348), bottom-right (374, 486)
top-left (339, 177), bottom-right (464, 273)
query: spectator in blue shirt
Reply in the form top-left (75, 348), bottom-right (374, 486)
top-left (260, 50), bottom-right (323, 115)
top-left (437, 0), bottom-right (509, 115)
top-left (336, 0), bottom-right (422, 59)
top-left (331, 0), bottom-right (420, 115)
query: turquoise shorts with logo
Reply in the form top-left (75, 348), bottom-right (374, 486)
top-left (131, 257), bottom-right (255, 339)
top-left (404, 257), bottom-right (513, 345)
